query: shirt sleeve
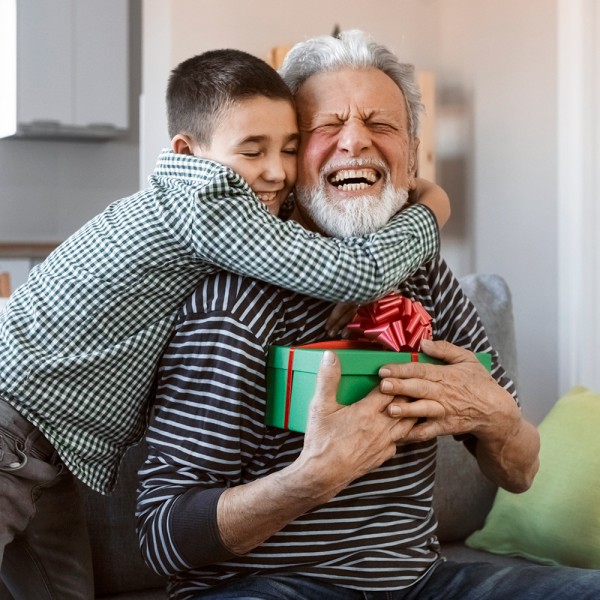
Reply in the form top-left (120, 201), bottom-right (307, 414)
top-left (135, 304), bottom-right (271, 575)
top-left (427, 262), bottom-right (517, 401)
top-left (182, 167), bottom-right (440, 303)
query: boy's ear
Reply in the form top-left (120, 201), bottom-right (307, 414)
top-left (171, 134), bottom-right (196, 155)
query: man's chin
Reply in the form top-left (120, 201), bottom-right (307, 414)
top-left (297, 185), bottom-right (409, 238)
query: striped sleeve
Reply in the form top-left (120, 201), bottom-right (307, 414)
top-left (135, 295), bottom-right (276, 575)
top-left (401, 258), bottom-right (517, 399)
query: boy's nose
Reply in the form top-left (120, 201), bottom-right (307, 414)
top-left (264, 157), bottom-right (286, 181)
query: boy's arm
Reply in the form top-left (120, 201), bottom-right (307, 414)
top-left (411, 177), bottom-right (451, 228)
top-left (189, 168), bottom-right (443, 304)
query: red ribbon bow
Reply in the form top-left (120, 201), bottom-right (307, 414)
top-left (346, 292), bottom-right (432, 352)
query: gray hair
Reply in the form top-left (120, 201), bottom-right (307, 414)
top-left (279, 30), bottom-right (423, 138)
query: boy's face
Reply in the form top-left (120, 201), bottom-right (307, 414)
top-left (189, 96), bottom-right (299, 216)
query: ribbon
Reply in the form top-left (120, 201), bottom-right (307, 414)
top-left (346, 292), bottom-right (432, 352)
top-left (281, 296), bottom-right (432, 428)
top-left (284, 340), bottom-right (369, 428)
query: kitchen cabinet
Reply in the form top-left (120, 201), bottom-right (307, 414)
top-left (1, 0), bottom-right (128, 139)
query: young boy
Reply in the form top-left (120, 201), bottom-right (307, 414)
top-left (0, 49), bottom-right (447, 597)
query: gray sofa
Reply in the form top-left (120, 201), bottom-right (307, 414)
top-left (0, 274), bottom-right (530, 599)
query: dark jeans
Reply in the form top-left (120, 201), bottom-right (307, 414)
top-left (192, 560), bottom-right (600, 600)
top-left (0, 396), bottom-right (94, 600)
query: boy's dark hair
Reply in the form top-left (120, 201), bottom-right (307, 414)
top-left (167, 49), bottom-right (294, 145)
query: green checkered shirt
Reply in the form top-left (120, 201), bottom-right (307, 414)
top-left (0, 150), bottom-right (439, 494)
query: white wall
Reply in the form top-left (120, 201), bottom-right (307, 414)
top-left (0, 0), bottom-right (142, 245)
top-left (0, 139), bottom-right (139, 242)
top-left (436, 0), bottom-right (559, 424)
top-left (141, 0), bottom-right (565, 423)
top-left (557, 0), bottom-right (600, 396)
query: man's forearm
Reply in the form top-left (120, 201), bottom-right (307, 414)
top-left (217, 458), bottom-right (337, 555)
top-left (474, 411), bottom-right (540, 493)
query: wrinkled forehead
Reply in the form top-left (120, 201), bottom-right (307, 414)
top-left (294, 67), bottom-right (410, 127)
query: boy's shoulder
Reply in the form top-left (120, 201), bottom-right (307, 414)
top-left (153, 151), bottom-right (245, 188)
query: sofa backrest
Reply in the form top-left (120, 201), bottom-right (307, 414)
top-left (82, 442), bottom-right (167, 597)
top-left (434, 273), bottom-right (518, 542)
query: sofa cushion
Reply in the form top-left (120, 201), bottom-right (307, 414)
top-left (466, 386), bottom-right (600, 568)
top-left (82, 441), bottom-right (167, 597)
top-left (433, 436), bottom-right (497, 542)
top-left (457, 273), bottom-right (518, 386)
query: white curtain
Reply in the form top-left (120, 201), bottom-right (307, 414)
top-left (558, 0), bottom-right (600, 393)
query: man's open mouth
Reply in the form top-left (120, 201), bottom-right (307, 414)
top-left (327, 168), bottom-right (380, 191)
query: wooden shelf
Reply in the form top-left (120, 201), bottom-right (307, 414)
top-left (0, 242), bottom-right (58, 259)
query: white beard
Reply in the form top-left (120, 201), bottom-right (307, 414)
top-left (296, 177), bottom-right (409, 238)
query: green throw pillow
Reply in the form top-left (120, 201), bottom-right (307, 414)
top-left (466, 386), bottom-right (600, 568)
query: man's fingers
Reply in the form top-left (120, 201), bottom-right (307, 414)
top-left (387, 398), bottom-right (445, 419)
top-left (380, 376), bottom-right (439, 400)
top-left (419, 338), bottom-right (477, 365)
top-left (398, 419), bottom-right (446, 443)
top-left (389, 416), bottom-right (419, 441)
top-left (325, 303), bottom-right (358, 337)
top-left (378, 340), bottom-right (479, 380)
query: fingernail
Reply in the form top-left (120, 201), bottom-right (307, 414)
top-left (322, 350), bottom-right (336, 365)
top-left (420, 338), bottom-right (433, 349)
top-left (381, 380), bottom-right (392, 392)
top-left (388, 405), bottom-right (400, 417)
top-left (379, 367), bottom-right (391, 377)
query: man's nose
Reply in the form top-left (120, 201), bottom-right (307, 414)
top-left (337, 120), bottom-right (372, 156)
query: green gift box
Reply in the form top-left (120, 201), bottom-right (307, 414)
top-left (265, 342), bottom-right (492, 433)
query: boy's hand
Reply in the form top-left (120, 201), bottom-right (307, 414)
top-left (325, 303), bottom-right (359, 338)
top-left (410, 178), bottom-right (451, 229)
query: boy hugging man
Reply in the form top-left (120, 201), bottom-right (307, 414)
top-left (0, 48), bottom-right (447, 598)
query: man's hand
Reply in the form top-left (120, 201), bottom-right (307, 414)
top-left (377, 338), bottom-right (540, 493)
top-left (379, 339), bottom-right (503, 440)
top-left (325, 303), bottom-right (358, 338)
top-left (218, 350), bottom-right (415, 555)
top-left (298, 351), bottom-right (416, 499)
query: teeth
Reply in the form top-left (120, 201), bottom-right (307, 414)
top-left (338, 182), bottom-right (371, 191)
top-left (256, 192), bottom-right (277, 202)
top-left (330, 169), bottom-right (378, 184)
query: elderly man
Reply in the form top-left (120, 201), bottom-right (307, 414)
top-left (136, 31), bottom-right (600, 600)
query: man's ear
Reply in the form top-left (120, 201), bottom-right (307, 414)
top-left (410, 137), bottom-right (420, 176)
top-left (171, 134), bottom-right (196, 155)
top-left (408, 137), bottom-right (420, 188)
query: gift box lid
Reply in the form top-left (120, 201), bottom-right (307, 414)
top-left (266, 343), bottom-right (453, 374)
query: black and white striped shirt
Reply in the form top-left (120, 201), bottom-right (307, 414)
top-left (0, 151), bottom-right (438, 494)
top-left (136, 257), bottom-right (516, 598)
